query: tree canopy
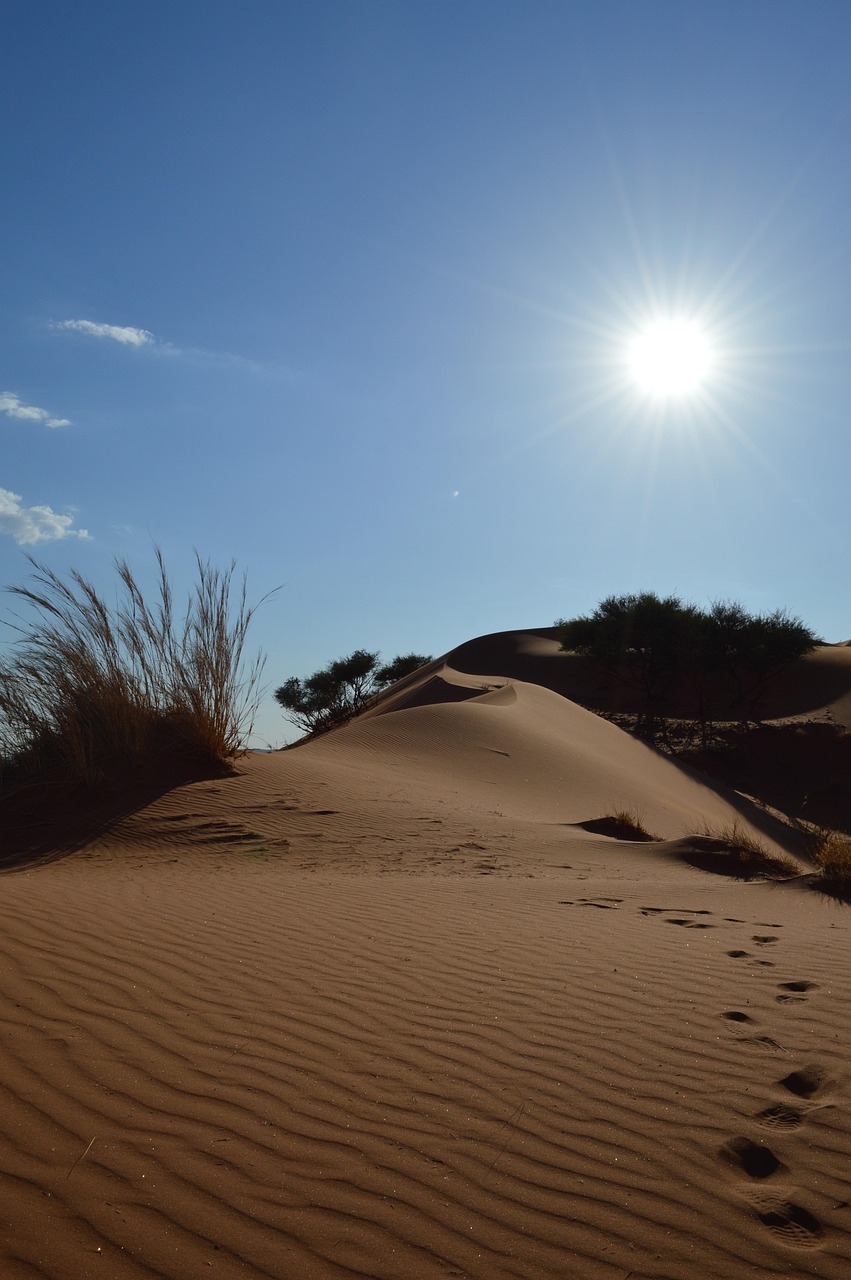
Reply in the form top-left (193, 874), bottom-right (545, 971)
top-left (557, 592), bottom-right (820, 734)
top-left (275, 650), bottom-right (432, 738)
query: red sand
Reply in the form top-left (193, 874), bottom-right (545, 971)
top-left (2, 634), bottom-right (850, 1279)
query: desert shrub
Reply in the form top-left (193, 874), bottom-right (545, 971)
top-left (807, 827), bottom-right (851, 901)
top-left (0, 550), bottom-right (269, 785)
top-left (275, 649), bottom-right (432, 738)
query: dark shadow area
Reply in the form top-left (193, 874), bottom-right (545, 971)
top-left (446, 628), bottom-right (608, 705)
top-left (0, 754), bottom-right (235, 872)
top-left (665, 834), bottom-right (798, 881)
top-left (377, 675), bottom-right (498, 714)
top-left (578, 816), bottom-right (658, 842)
top-left (682, 722), bottom-right (851, 835)
top-left (445, 628), bottom-right (851, 721)
top-left (808, 876), bottom-right (851, 906)
top-left (653, 750), bottom-right (809, 860)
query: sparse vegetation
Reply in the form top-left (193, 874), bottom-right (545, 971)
top-left (0, 550), bottom-right (270, 787)
top-left (591, 809), bottom-right (659, 841)
top-left (275, 650), bottom-right (432, 738)
top-left (805, 826), bottom-right (851, 900)
top-left (558, 593), bottom-right (698, 739)
top-left (679, 822), bottom-right (800, 881)
top-left (557, 592), bottom-right (820, 741)
top-left (699, 600), bottom-right (822, 725)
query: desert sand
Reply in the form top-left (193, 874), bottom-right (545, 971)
top-left (2, 631), bottom-right (851, 1279)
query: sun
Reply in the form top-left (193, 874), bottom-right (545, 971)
top-left (627, 317), bottom-right (712, 398)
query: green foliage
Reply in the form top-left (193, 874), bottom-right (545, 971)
top-left (557, 591), bottom-right (820, 736)
top-left (275, 649), bottom-right (432, 738)
top-left (375, 652), bottom-right (432, 686)
top-left (0, 551), bottom-right (269, 786)
top-left (699, 601), bottom-right (821, 720)
top-left (558, 592), bottom-right (700, 735)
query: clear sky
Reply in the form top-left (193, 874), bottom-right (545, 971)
top-left (3, 0), bottom-right (850, 746)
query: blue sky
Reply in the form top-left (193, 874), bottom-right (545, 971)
top-left (3, 0), bottom-right (850, 745)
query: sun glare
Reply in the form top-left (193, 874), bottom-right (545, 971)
top-left (627, 318), bottom-right (712, 398)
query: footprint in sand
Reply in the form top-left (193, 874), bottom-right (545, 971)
top-left (779, 1066), bottom-right (827, 1099)
top-left (721, 1136), bottom-right (786, 1179)
top-left (721, 1139), bottom-right (825, 1247)
top-left (641, 906), bottom-right (713, 916)
top-left (754, 1198), bottom-right (824, 1248)
top-left (755, 1066), bottom-right (830, 1131)
top-left (752, 935), bottom-right (780, 947)
top-left (776, 980), bottom-right (819, 1003)
top-left (726, 946), bottom-right (779, 967)
top-left (560, 897), bottom-right (623, 909)
top-left (756, 1103), bottom-right (805, 1131)
top-left (718, 1010), bottom-right (787, 1051)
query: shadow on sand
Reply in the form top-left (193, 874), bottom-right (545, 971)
top-left (0, 755), bottom-right (235, 873)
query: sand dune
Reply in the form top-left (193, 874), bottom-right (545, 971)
top-left (427, 628), bottom-right (851, 727)
top-left (2, 631), bottom-right (851, 1279)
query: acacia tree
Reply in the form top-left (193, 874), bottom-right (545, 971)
top-left (557, 592), bottom-right (699, 737)
top-left (375, 653), bottom-right (433, 686)
top-left (275, 650), bottom-right (432, 738)
top-left (557, 592), bottom-right (820, 737)
top-left (700, 601), bottom-right (820, 723)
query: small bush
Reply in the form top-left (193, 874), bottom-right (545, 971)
top-left (808, 828), bottom-right (851, 900)
top-left (0, 550), bottom-right (270, 786)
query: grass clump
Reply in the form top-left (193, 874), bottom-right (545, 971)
top-left (808, 828), bottom-right (851, 901)
top-left (606, 809), bottom-right (658, 841)
top-left (583, 808), bottom-right (659, 841)
top-left (0, 550), bottom-right (270, 787)
top-left (683, 822), bottom-right (800, 881)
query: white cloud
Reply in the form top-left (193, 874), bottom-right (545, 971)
top-left (0, 392), bottom-right (71, 429)
top-left (54, 318), bottom-right (155, 346)
top-left (0, 488), bottom-right (90, 545)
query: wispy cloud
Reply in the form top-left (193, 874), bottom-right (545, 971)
top-left (0, 488), bottom-right (90, 545)
top-left (54, 318), bottom-right (156, 347)
top-left (51, 316), bottom-right (284, 376)
top-left (0, 391), bottom-right (71, 429)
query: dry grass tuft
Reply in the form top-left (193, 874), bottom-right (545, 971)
top-left (806, 827), bottom-right (851, 901)
top-left (582, 808), bottom-right (659, 841)
top-left (1, 550), bottom-right (271, 787)
top-left (608, 808), bottom-right (658, 841)
top-left (685, 822), bottom-right (800, 881)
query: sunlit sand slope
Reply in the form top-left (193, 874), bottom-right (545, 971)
top-left (334, 671), bottom-right (800, 848)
